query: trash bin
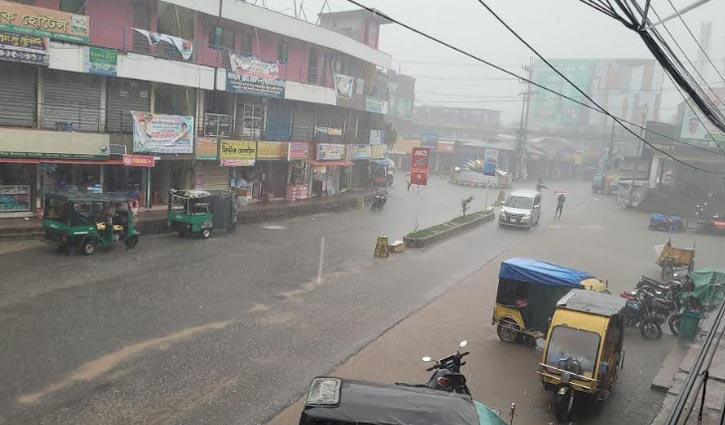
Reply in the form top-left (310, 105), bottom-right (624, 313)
top-left (679, 310), bottom-right (703, 340)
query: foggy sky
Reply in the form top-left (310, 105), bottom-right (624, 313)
top-left (264, 0), bottom-right (725, 125)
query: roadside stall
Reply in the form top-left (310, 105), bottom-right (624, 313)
top-left (310, 144), bottom-right (352, 196)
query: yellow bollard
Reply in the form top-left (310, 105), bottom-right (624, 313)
top-left (357, 195), bottom-right (365, 209)
top-left (374, 235), bottom-right (389, 258)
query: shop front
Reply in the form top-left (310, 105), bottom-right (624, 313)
top-left (219, 139), bottom-right (256, 202)
top-left (349, 144), bottom-right (372, 189)
top-left (310, 143), bottom-right (352, 196)
top-left (256, 141), bottom-right (289, 201)
top-left (287, 142), bottom-right (311, 201)
top-left (194, 137), bottom-right (230, 192)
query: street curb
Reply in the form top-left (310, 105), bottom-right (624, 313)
top-left (403, 210), bottom-right (495, 248)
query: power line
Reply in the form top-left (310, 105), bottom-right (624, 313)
top-left (342, 0), bottom-right (725, 172)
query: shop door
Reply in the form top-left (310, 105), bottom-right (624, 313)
top-left (106, 78), bottom-right (151, 133)
top-left (0, 63), bottom-right (37, 127)
top-left (292, 103), bottom-right (315, 141)
top-left (198, 162), bottom-right (230, 191)
top-left (42, 70), bottom-right (102, 132)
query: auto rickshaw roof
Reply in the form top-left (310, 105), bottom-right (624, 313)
top-left (169, 189), bottom-right (232, 199)
top-left (556, 289), bottom-right (627, 317)
top-left (301, 378), bottom-right (499, 425)
top-left (499, 257), bottom-right (595, 288)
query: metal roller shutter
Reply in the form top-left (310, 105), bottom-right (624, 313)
top-left (42, 70), bottom-right (102, 132)
top-left (292, 103), bottom-right (315, 141)
top-left (265, 100), bottom-right (291, 141)
top-left (0, 63), bottom-right (36, 127)
top-left (106, 78), bottom-right (151, 133)
top-left (199, 162), bottom-right (230, 191)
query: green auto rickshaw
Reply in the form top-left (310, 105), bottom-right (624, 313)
top-left (167, 189), bottom-right (237, 239)
top-left (43, 193), bottom-right (140, 255)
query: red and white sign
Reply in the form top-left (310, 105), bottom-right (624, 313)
top-left (288, 141), bottom-right (310, 160)
top-left (410, 147), bottom-right (430, 186)
top-left (122, 154), bottom-right (155, 167)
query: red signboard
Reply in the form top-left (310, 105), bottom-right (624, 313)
top-left (122, 154), bottom-right (155, 167)
top-left (410, 147), bottom-right (430, 186)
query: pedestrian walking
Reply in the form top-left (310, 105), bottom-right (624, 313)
top-left (555, 192), bottom-right (566, 219)
top-left (406, 172), bottom-right (411, 192)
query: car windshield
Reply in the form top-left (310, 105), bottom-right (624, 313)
top-left (505, 196), bottom-right (533, 209)
top-left (545, 326), bottom-right (600, 376)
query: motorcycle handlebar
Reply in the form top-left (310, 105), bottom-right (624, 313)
top-left (461, 351), bottom-right (470, 357)
top-left (426, 365), bottom-right (437, 372)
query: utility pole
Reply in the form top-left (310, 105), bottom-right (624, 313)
top-left (515, 57), bottom-right (534, 180)
top-left (628, 105), bottom-right (648, 207)
top-left (606, 117), bottom-right (616, 172)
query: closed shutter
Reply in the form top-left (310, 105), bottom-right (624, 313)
top-left (42, 70), bottom-right (102, 132)
top-left (265, 100), bottom-right (291, 141)
top-left (292, 103), bottom-right (315, 141)
top-left (199, 162), bottom-right (230, 191)
top-left (0, 63), bottom-right (36, 127)
top-left (106, 78), bottom-right (151, 133)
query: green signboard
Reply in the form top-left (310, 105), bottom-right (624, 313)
top-left (86, 47), bottom-right (117, 76)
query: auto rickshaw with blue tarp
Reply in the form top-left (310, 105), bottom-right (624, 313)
top-left (43, 193), bottom-right (140, 255)
top-left (167, 189), bottom-right (237, 239)
top-left (492, 257), bottom-right (609, 343)
top-left (538, 289), bottom-right (626, 422)
top-left (299, 377), bottom-right (506, 425)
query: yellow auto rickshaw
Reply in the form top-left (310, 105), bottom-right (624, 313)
top-left (492, 258), bottom-right (609, 343)
top-left (537, 289), bottom-right (626, 422)
top-left (656, 239), bottom-right (695, 281)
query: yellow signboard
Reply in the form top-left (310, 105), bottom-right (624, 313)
top-left (219, 140), bottom-right (256, 164)
top-left (0, 0), bottom-right (90, 43)
top-left (257, 141), bottom-right (289, 160)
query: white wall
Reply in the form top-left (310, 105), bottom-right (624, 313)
top-left (221, 1), bottom-right (391, 68)
top-left (160, 0), bottom-right (219, 17)
top-left (285, 81), bottom-right (336, 106)
top-left (117, 53), bottom-right (215, 90)
top-left (48, 41), bottom-right (85, 73)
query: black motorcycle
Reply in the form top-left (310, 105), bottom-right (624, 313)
top-left (371, 189), bottom-right (388, 211)
top-left (396, 340), bottom-right (471, 395)
top-left (620, 291), bottom-right (663, 340)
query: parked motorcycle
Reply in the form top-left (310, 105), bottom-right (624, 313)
top-left (396, 340), bottom-right (471, 395)
top-left (620, 290), bottom-right (663, 340)
top-left (625, 275), bottom-right (703, 335)
top-left (371, 189), bottom-right (388, 211)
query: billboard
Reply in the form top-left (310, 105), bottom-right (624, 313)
top-left (679, 100), bottom-right (725, 144)
top-left (130, 112), bottom-right (193, 154)
top-left (529, 59), bottom-right (596, 130)
top-left (0, 0), bottom-right (89, 43)
top-left (411, 147), bottom-right (430, 186)
top-left (483, 148), bottom-right (498, 176)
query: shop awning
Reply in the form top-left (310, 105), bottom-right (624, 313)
top-left (309, 160), bottom-right (353, 167)
top-left (0, 158), bottom-right (124, 165)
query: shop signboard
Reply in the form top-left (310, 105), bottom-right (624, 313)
top-left (122, 154), bottom-right (155, 167)
top-left (317, 143), bottom-right (346, 161)
top-left (0, 185), bottom-right (31, 212)
top-left (226, 53), bottom-right (285, 98)
top-left (411, 147), bottom-right (430, 186)
top-left (84, 46), bottom-right (117, 76)
top-left (219, 140), bottom-right (256, 166)
top-left (315, 127), bottom-right (343, 136)
top-left (365, 96), bottom-right (388, 114)
top-left (130, 111), bottom-right (194, 154)
top-left (334, 73), bottom-right (354, 98)
top-left (0, 128), bottom-right (109, 159)
top-left (203, 113), bottom-right (232, 138)
top-left (288, 141), bottom-right (310, 160)
top-left (229, 53), bottom-right (279, 78)
top-left (257, 141), bottom-right (288, 160)
top-left (0, 30), bottom-right (48, 66)
top-left (0, 0), bottom-right (89, 43)
top-left (195, 137), bottom-right (218, 160)
top-left (349, 145), bottom-right (372, 160)
top-left (132, 28), bottom-right (193, 60)
top-left (371, 144), bottom-right (388, 159)
top-left (483, 148), bottom-right (498, 176)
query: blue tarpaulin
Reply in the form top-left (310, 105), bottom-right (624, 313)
top-left (499, 257), bottom-right (593, 287)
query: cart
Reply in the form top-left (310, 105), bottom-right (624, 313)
top-left (656, 239), bottom-right (695, 281)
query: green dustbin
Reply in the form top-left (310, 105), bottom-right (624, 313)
top-left (679, 310), bottom-right (703, 340)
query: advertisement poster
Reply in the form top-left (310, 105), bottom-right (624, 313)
top-left (85, 46), bottom-right (116, 76)
top-left (219, 140), bottom-right (256, 166)
top-left (365, 96), bottom-right (388, 114)
top-left (130, 111), bottom-right (194, 154)
top-left (288, 141), bottom-right (310, 160)
top-left (132, 28), bottom-right (192, 60)
top-left (257, 141), bottom-right (288, 160)
top-left (317, 144), bottom-right (346, 161)
top-left (349, 145), bottom-right (371, 160)
top-left (411, 147), bottom-right (430, 186)
top-left (229, 53), bottom-right (279, 78)
top-left (195, 137), bottom-right (218, 160)
top-left (369, 129), bottom-right (383, 145)
top-left (680, 100), bottom-right (725, 143)
top-left (0, 30), bottom-right (48, 66)
top-left (0, 0), bottom-right (89, 43)
top-left (483, 148), bottom-right (498, 176)
top-left (226, 71), bottom-right (285, 98)
top-left (334, 74), bottom-right (354, 98)
top-left (0, 185), bottom-right (30, 212)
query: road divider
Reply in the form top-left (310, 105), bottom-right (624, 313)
top-left (403, 210), bottom-right (495, 248)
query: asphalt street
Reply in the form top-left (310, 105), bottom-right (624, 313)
top-left (2, 175), bottom-right (724, 425)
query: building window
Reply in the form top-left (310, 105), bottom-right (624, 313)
top-left (239, 103), bottom-right (263, 139)
top-left (60, 0), bottom-right (85, 13)
top-left (209, 25), bottom-right (234, 50)
top-left (277, 39), bottom-right (288, 64)
top-left (240, 32), bottom-right (253, 55)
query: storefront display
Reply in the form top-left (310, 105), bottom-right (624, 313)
top-left (287, 142), bottom-right (311, 201)
top-left (0, 185), bottom-right (31, 212)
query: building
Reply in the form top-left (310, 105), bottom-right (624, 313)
top-left (0, 0), bottom-right (393, 218)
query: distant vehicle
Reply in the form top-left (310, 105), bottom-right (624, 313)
top-left (492, 257), bottom-right (609, 343)
top-left (498, 189), bottom-right (541, 229)
top-left (167, 190), bottom-right (237, 239)
top-left (591, 174), bottom-right (605, 193)
top-left (370, 188), bottom-right (388, 210)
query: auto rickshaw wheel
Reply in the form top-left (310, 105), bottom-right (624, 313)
top-left (555, 388), bottom-right (575, 422)
top-left (201, 229), bottom-right (211, 239)
top-left (125, 235), bottom-right (139, 249)
top-left (497, 318), bottom-right (519, 343)
top-left (81, 239), bottom-right (96, 256)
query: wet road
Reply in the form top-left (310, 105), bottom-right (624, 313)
top-left (2, 176), bottom-right (724, 424)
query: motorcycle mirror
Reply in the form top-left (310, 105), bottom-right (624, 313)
top-left (459, 340), bottom-right (468, 348)
top-left (421, 356), bottom-right (432, 362)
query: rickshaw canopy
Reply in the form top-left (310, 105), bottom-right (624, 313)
top-left (300, 378), bottom-right (505, 425)
top-left (46, 192), bottom-right (131, 204)
top-left (556, 289), bottom-right (627, 317)
top-left (499, 257), bottom-right (595, 288)
top-left (168, 189), bottom-right (213, 199)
